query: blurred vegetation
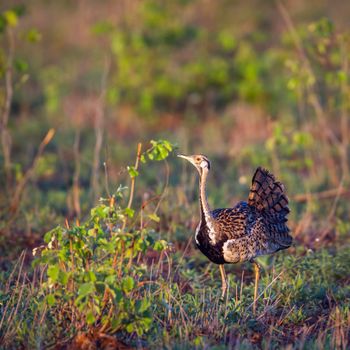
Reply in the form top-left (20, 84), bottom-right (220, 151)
top-left (0, 0), bottom-right (350, 349)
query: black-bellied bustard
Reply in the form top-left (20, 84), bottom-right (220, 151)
top-left (178, 154), bottom-right (292, 314)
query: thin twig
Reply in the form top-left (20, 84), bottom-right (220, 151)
top-left (318, 178), bottom-right (346, 241)
top-left (339, 38), bottom-right (350, 181)
top-left (143, 159), bottom-right (170, 228)
top-left (7, 129), bottom-right (55, 221)
top-left (293, 187), bottom-right (350, 203)
top-left (103, 162), bottom-right (111, 198)
top-left (112, 143), bottom-right (142, 270)
top-left (90, 56), bottom-right (111, 202)
top-left (72, 129), bottom-right (81, 218)
top-left (0, 28), bottom-right (15, 187)
top-left (126, 143), bottom-right (142, 211)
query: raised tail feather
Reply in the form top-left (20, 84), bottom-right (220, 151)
top-left (248, 167), bottom-right (289, 214)
top-left (248, 167), bottom-right (292, 247)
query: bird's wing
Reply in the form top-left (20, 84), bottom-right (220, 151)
top-left (211, 201), bottom-right (255, 240)
top-left (214, 202), bottom-right (291, 263)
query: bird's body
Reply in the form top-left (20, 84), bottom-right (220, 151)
top-left (178, 154), bottom-right (292, 313)
top-left (196, 201), bottom-right (277, 264)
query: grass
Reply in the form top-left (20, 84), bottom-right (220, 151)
top-left (1, 240), bottom-right (349, 349)
top-left (0, 139), bottom-right (349, 349)
top-left (0, 3), bottom-right (350, 349)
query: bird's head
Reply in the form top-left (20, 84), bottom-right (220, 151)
top-left (177, 154), bottom-right (211, 174)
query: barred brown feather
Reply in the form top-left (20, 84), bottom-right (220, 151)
top-left (248, 167), bottom-right (291, 248)
top-left (248, 167), bottom-right (289, 215)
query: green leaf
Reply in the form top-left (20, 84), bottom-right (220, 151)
top-left (88, 228), bottom-right (97, 237)
top-left (91, 20), bottom-right (113, 35)
top-left (218, 30), bottom-right (236, 51)
top-left (86, 310), bottom-right (96, 325)
top-left (78, 282), bottom-right (95, 297)
top-left (12, 5), bottom-right (26, 17)
top-left (58, 270), bottom-right (69, 285)
top-left (113, 287), bottom-right (123, 303)
top-left (127, 166), bottom-right (139, 178)
top-left (147, 140), bottom-right (174, 161)
top-left (26, 29), bottom-right (42, 42)
top-left (134, 238), bottom-right (147, 252)
top-left (137, 298), bottom-right (151, 313)
top-left (140, 316), bottom-right (152, 328)
top-left (122, 276), bottom-right (135, 293)
top-left (44, 226), bottom-right (61, 243)
top-left (47, 265), bottom-right (59, 281)
top-left (0, 16), bottom-right (6, 33)
top-left (107, 87), bottom-right (120, 105)
top-left (14, 59), bottom-right (28, 73)
top-left (105, 275), bottom-right (117, 285)
top-left (148, 213), bottom-right (160, 223)
top-left (154, 240), bottom-right (168, 251)
top-left (88, 271), bottom-right (97, 282)
top-left (158, 146), bottom-right (168, 160)
top-left (46, 294), bottom-right (56, 306)
top-left (126, 323), bottom-right (134, 333)
top-left (4, 10), bottom-right (18, 27)
top-left (125, 248), bottom-right (134, 258)
top-left (124, 208), bottom-right (135, 218)
top-left (95, 282), bottom-right (105, 295)
top-left (91, 205), bottom-right (108, 219)
top-left (194, 336), bottom-right (203, 346)
top-left (162, 140), bottom-right (173, 152)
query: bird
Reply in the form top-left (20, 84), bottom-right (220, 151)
top-left (178, 154), bottom-right (292, 314)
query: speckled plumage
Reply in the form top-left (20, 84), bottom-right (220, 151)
top-left (195, 166), bottom-right (292, 265)
top-left (179, 154), bottom-right (292, 307)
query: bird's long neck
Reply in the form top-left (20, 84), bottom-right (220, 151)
top-left (197, 166), bottom-right (217, 245)
top-left (199, 168), bottom-right (212, 220)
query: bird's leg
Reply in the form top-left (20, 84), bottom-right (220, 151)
top-left (219, 264), bottom-right (227, 299)
top-left (251, 259), bottom-right (261, 315)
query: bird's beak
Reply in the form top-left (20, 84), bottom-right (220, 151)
top-left (177, 154), bottom-right (188, 159)
top-left (177, 154), bottom-right (195, 165)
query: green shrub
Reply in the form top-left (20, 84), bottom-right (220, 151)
top-left (32, 140), bottom-right (175, 337)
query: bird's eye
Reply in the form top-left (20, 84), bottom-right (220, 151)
top-left (196, 157), bottom-right (201, 162)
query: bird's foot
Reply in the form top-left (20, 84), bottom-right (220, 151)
top-left (220, 283), bottom-right (227, 301)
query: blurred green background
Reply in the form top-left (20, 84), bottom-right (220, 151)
top-left (1, 0), bottom-right (350, 255)
top-left (1, 2), bottom-right (350, 348)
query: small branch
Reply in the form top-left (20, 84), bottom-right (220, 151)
top-left (151, 159), bottom-right (170, 215)
top-left (142, 159), bottom-right (170, 229)
top-left (90, 56), bottom-right (111, 202)
top-left (339, 39), bottom-right (350, 181)
top-left (293, 187), bottom-right (350, 203)
top-left (325, 180), bottom-right (345, 223)
top-left (126, 142), bottom-right (142, 211)
top-left (72, 129), bottom-right (81, 218)
top-left (103, 162), bottom-right (111, 198)
top-left (112, 143), bottom-right (142, 270)
top-left (90, 107), bottom-right (104, 202)
top-left (8, 129), bottom-right (55, 217)
top-left (1, 28), bottom-right (15, 186)
top-left (312, 180), bottom-right (347, 242)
